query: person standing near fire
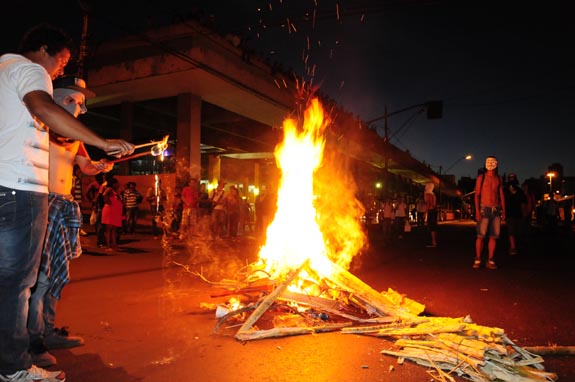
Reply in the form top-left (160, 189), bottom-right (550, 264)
top-left (504, 173), bottom-right (526, 255)
top-left (102, 177), bottom-right (123, 250)
top-left (225, 185), bottom-right (241, 238)
top-left (210, 181), bottom-right (227, 238)
top-left (146, 181), bottom-right (167, 239)
top-left (424, 183), bottom-right (438, 248)
top-left (473, 156), bottom-right (505, 269)
top-left (0, 23), bottom-right (133, 382)
top-left (122, 181), bottom-right (142, 234)
top-left (416, 194), bottom-right (427, 228)
top-left (380, 198), bottom-right (395, 245)
top-left (27, 76), bottom-right (114, 368)
top-left (180, 178), bottom-right (199, 239)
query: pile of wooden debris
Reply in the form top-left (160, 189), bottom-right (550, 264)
top-left (196, 259), bottom-right (557, 382)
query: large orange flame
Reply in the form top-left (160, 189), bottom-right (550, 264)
top-left (258, 98), bottom-right (365, 285)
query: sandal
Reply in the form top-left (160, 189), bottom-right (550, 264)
top-left (486, 260), bottom-right (497, 270)
top-left (472, 259), bottom-right (481, 269)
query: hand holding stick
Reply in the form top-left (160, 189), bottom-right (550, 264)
top-left (108, 135), bottom-right (170, 163)
top-left (108, 151), bottom-right (152, 164)
top-left (107, 135), bottom-right (169, 156)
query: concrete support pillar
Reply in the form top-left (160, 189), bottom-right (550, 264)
top-left (176, 93), bottom-right (202, 180)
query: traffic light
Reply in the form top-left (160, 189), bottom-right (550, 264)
top-left (426, 101), bottom-right (443, 119)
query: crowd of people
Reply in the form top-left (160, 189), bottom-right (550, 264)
top-left (79, 174), bottom-right (280, 249)
top-left (165, 179), bottom-right (270, 241)
top-left (373, 155), bottom-right (572, 272)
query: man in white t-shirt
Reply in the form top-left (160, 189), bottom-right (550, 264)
top-left (0, 24), bottom-right (134, 382)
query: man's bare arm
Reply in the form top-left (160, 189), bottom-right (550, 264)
top-left (24, 90), bottom-right (134, 156)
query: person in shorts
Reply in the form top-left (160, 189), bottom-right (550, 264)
top-left (473, 156), bottom-right (506, 269)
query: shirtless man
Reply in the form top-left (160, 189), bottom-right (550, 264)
top-left (28, 76), bottom-right (113, 367)
top-left (473, 156), bottom-right (506, 269)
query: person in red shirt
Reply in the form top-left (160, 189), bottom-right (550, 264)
top-left (180, 178), bottom-right (199, 239)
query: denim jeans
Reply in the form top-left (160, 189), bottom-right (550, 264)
top-left (0, 186), bottom-right (48, 374)
top-left (27, 271), bottom-right (58, 352)
top-left (476, 205), bottom-right (501, 238)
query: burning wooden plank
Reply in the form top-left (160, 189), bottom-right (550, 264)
top-left (278, 290), bottom-right (397, 324)
top-left (235, 261), bottom-right (307, 340)
top-left (313, 259), bottom-right (424, 320)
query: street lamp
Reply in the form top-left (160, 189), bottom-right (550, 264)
top-left (546, 172), bottom-right (556, 196)
top-left (443, 154), bottom-right (473, 175)
top-left (438, 154), bottom-right (472, 211)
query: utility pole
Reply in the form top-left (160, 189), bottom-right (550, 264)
top-left (77, 0), bottom-right (92, 78)
top-left (367, 101), bottom-right (443, 198)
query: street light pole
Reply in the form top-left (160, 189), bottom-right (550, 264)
top-left (438, 154), bottom-right (472, 216)
top-left (444, 154), bottom-right (473, 174)
top-left (547, 172), bottom-right (556, 196)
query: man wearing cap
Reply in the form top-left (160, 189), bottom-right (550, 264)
top-left (473, 156), bottom-right (506, 269)
top-left (0, 23), bottom-right (134, 382)
top-left (27, 76), bottom-right (114, 368)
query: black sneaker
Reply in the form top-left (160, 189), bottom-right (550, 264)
top-left (43, 327), bottom-right (84, 350)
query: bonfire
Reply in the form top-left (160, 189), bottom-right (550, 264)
top-left (196, 98), bottom-right (556, 382)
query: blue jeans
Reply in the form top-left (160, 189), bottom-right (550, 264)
top-left (0, 186), bottom-right (48, 374)
top-left (27, 271), bottom-right (58, 352)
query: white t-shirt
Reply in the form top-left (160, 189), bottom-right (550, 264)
top-left (0, 53), bottom-right (52, 193)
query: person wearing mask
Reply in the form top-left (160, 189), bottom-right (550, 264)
top-left (473, 156), bottom-right (505, 269)
top-left (0, 23), bottom-right (133, 382)
top-left (27, 76), bottom-right (114, 368)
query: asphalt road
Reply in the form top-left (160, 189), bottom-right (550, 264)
top-left (47, 220), bottom-right (575, 381)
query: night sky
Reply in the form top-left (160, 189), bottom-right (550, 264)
top-left (3, 1), bottom-right (574, 181)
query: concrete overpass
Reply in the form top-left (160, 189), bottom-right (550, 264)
top-left (82, 19), bottom-right (456, 197)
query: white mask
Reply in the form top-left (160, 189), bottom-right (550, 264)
top-left (53, 89), bottom-right (87, 117)
top-left (485, 157), bottom-right (498, 171)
